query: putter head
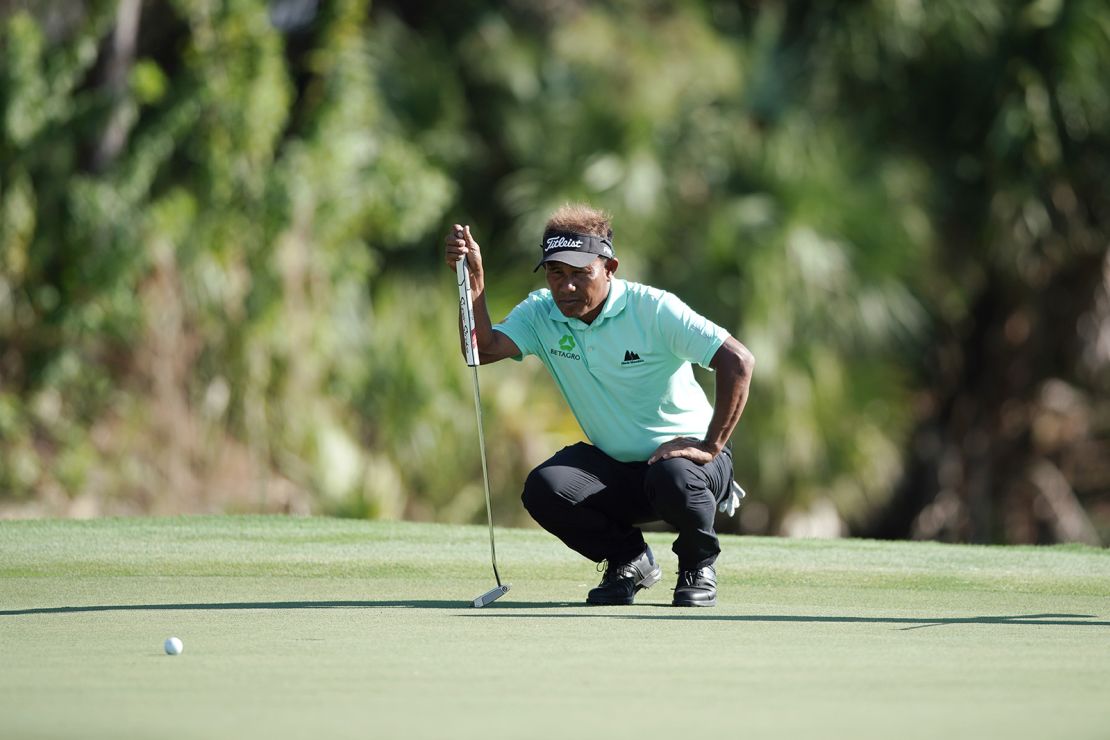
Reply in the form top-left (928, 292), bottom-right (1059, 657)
top-left (472, 584), bottom-right (511, 608)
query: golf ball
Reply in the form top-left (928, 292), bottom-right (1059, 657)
top-left (164, 637), bottom-right (184, 655)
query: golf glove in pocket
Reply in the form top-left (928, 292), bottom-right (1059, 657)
top-left (718, 480), bottom-right (746, 517)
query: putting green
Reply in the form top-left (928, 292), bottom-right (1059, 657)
top-left (1, 516), bottom-right (1107, 739)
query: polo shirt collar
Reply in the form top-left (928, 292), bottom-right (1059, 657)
top-left (548, 278), bottom-right (628, 327)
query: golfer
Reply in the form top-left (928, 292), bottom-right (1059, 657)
top-left (444, 204), bottom-right (754, 607)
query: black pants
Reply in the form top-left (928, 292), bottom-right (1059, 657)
top-left (520, 442), bottom-right (733, 571)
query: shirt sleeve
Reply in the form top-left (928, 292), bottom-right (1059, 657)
top-left (655, 291), bottom-right (730, 368)
top-left (492, 292), bottom-right (544, 362)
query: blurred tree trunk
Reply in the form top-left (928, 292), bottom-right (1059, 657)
top-left (92, 0), bottom-right (141, 171)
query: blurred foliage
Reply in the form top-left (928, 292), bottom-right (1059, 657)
top-left (0, 0), bottom-right (1107, 543)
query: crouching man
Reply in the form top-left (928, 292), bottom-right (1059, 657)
top-left (445, 204), bottom-right (754, 606)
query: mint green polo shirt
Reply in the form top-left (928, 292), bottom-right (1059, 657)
top-left (493, 278), bottom-right (730, 462)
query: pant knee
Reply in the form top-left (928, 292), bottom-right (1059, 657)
top-left (521, 466), bottom-right (558, 519)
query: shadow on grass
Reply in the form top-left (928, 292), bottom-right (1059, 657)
top-left (0, 600), bottom-right (571, 616)
top-left (463, 611), bottom-right (1110, 630)
top-left (2, 602), bottom-right (1106, 629)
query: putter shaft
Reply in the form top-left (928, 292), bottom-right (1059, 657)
top-left (458, 256), bottom-right (509, 606)
top-left (470, 364), bottom-right (503, 588)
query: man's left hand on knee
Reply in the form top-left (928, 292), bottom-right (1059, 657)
top-left (647, 436), bottom-right (720, 465)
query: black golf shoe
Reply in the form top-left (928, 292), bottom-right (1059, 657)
top-left (672, 564), bottom-right (717, 607)
top-left (586, 546), bottom-right (662, 605)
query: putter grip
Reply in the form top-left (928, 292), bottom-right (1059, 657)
top-left (456, 258), bottom-right (479, 367)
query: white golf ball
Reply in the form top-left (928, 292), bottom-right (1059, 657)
top-left (164, 637), bottom-right (184, 655)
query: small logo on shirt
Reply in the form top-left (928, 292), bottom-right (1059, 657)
top-left (550, 333), bottom-right (581, 360)
top-left (621, 350), bottom-right (644, 366)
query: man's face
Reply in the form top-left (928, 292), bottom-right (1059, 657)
top-left (544, 258), bottom-right (615, 323)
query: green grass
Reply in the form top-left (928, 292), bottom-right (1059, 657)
top-left (1, 516), bottom-right (1108, 740)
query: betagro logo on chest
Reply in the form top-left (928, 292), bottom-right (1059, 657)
top-left (549, 333), bottom-right (581, 360)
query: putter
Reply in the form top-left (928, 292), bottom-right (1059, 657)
top-left (457, 255), bottom-right (510, 608)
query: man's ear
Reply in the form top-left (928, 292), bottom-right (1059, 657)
top-left (605, 257), bottom-right (619, 277)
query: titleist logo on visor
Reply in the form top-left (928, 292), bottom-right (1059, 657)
top-left (533, 230), bottom-right (614, 271)
top-left (545, 235), bottom-right (584, 252)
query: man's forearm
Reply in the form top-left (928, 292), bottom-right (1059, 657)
top-left (457, 274), bottom-right (496, 355)
top-left (458, 285), bottom-right (512, 363)
top-left (703, 338), bottom-right (754, 455)
top-left (472, 289), bottom-right (499, 352)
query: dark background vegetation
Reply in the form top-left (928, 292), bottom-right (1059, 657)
top-left (1, 0), bottom-right (1107, 544)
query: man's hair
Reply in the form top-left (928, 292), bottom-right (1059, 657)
top-left (545, 203), bottom-right (613, 241)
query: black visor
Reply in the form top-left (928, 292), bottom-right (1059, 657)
top-left (533, 230), bottom-right (615, 272)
